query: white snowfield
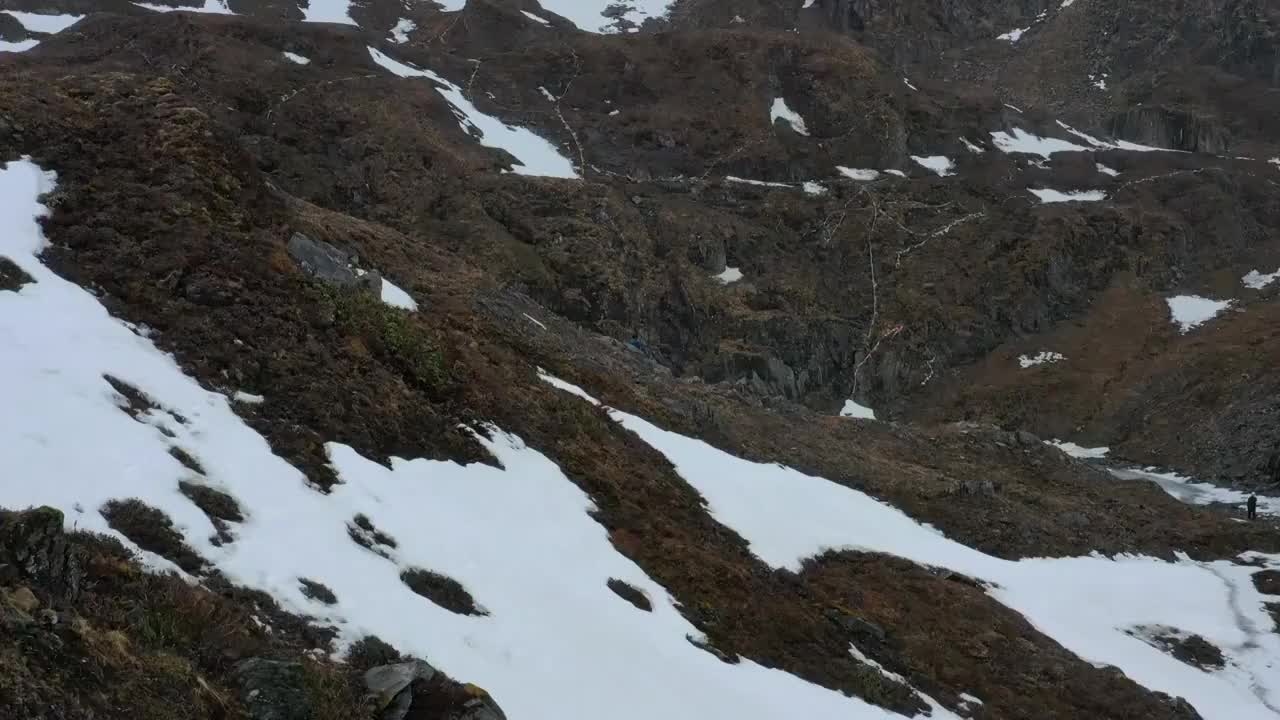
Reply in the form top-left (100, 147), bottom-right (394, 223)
top-left (379, 278), bottom-right (417, 311)
top-left (540, 373), bottom-right (1280, 720)
top-left (910, 155), bottom-right (955, 177)
top-left (1111, 467), bottom-right (1280, 518)
top-left (519, 0), bottom-right (673, 33)
top-left (300, 0), bottom-right (355, 25)
top-left (1167, 295), bottom-right (1233, 333)
top-left (1243, 268), bottom-right (1279, 290)
top-left (389, 18), bottom-right (415, 43)
top-left (837, 167), bottom-right (880, 181)
top-left (0, 8), bottom-right (84, 50)
top-left (0, 38), bottom-right (39, 52)
top-left (281, 51), bottom-right (310, 65)
top-left (839, 399), bottom-right (876, 420)
top-left (1, 10), bottom-right (84, 33)
top-left (134, 0), bottom-right (234, 16)
top-left (769, 97), bottom-right (809, 136)
top-left (1029, 188), bottom-right (1106, 203)
top-left (713, 266), bottom-right (743, 284)
top-left (368, 48), bottom-right (579, 179)
top-left (990, 128), bottom-right (1090, 158)
top-left (997, 26), bottom-right (1029, 42)
top-left (6, 154), bottom-right (1280, 720)
top-left (1047, 440), bottom-right (1110, 459)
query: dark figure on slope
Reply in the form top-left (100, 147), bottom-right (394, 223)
top-left (1248, 494), bottom-right (1258, 521)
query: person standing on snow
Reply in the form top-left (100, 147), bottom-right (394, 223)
top-left (1248, 493), bottom-right (1258, 521)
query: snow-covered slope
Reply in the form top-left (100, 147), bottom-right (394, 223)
top-left (541, 372), bottom-right (1280, 720)
top-left (0, 158), bottom-right (947, 720)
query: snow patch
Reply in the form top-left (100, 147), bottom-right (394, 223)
top-left (837, 167), bottom-right (880, 181)
top-left (300, 0), bottom-right (354, 24)
top-left (232, 391), bottom-right (265, 405)
top-left (725, 176), bottom-right (789, 188)
top-left (536, 369), bottom-right (601, 405)
top-left (1018, 351), bottom-right (1064, 368)
top-left (1028, 188), bottom-right (1106, 203)
top-left (1, 10), bottom-right (83, 33)
top-left (1242, 269), bottom-right (1279, 290)
top-left (282, 51), bottom-right (310, 65)
top-left (769, 97), bottom-right (809, 136)
top-left (1112, 467), bottom-right (1280, 517)
top-left (522, 313), bottom-right (547, 330)
top-left (134, 0), bottom-right (233, 14)
top-left (379, 278), bottom-right (417, 311)
top-left (534, 0), bottom-right (674, 33)
top-left (714, 266), bottom-right (743, 284)
top-left (998, 26), bottom-right (1029, 42)
top-left (960, 138), bottom-right (985, 154)
top-left (0, 38), bottom-right (39, 52)
top-left (990, 128), bottom-right (1089, 158)
top-left (903, 77), bottom-right (918, 91)
top-left (389, 18), bottom-right (415, 43)
top-left (1166, 295), bottom-right (1232, 333)
top-left (1096, 163), bottom-right (1120, 176)
top-left (883, 169), bottom-right (907, 178)
top-left (839, 399), bottom-right (876, 420)
top-left (802, 181), bottom-right (828, 195)
top-left (368, 48), bottom-right (579, 179)
top-left (910, 155), bottom-right (955, 177)
top-left (1047, 440), bottom-right (1110, 459)
top-left (521, 10), bottom-right (550, 25)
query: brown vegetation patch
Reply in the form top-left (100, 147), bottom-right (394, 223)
top-left (607, 578), bottom-right (652, 611)
top-left (178, 480), bottom-right (242, 546)
top-left (1127, 627), bottom-right (1226, 670)
top-left (1253, 569), bottom-right (1280, 595)
top-left (169, 446), bottom-right (206, 475)
top-left (299, 578), bottom-right (338, 605)
top-left (348, 514), bottom-right (397, 558)
top-left (99, 498), bottom-right (206, 574)
top-left (399, 568), bottom-right (486, 616)
top-left (0, 505), bottom-right (372, 720)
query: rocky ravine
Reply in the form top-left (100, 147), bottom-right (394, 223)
top-left (2, 0), bottom-right (1280, 719)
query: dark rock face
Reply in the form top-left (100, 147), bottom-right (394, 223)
top-left (362, 657), bottom-right (509, 720)
top-left (0, 507), bottom-right (82, 601)
top-left (1108, 106), bottom-right (1231, 153)
top-left (233, 658), bottom-right (313, 720)
top-left (286, 231), bottom-right (381, 291)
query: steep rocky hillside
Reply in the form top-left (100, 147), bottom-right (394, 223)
top-left (2, 1), bottom-right (1280, 719)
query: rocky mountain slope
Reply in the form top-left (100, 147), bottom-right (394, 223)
top-left (2, 0), bottom-right (1280, 718)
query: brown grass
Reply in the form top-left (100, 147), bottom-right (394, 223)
top-left (99, 498), bottom-right (207, 574)
top-left (399, 568), bottom-right (486, 616)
